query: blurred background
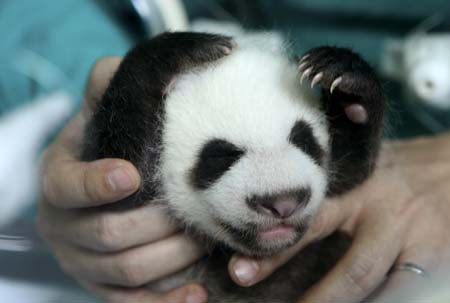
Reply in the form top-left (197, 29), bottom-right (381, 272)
top-left (1, 1), bottom-right (450, 302)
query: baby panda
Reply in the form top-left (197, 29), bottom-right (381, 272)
top-left (82, 32), bottom-right (385, 302)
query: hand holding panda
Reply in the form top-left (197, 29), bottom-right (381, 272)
top-left (80, 32), bottom-right (385, 302)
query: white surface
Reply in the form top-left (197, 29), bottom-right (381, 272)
top-left (0, 278), bottom-right (58, 303)
top-left (383, 34), bottom-right (450, 109)
top-left (154, 0), bottom-right (188, 31)
top-left (0, 91), bottom-right (73, 226)
top-left (0, 278), bottom-right (94, 303)
top-left (404, 35), bottom-right (450, 109)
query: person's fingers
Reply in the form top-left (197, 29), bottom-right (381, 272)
top-left (368, 250), bottom-right (435, 303)
top-left (84, 56), bottom-right (122, 112)
top-left (297, 211), bottom-right (405, 303)
top-left (370, 271), bottom-right (427, 303)
top-left (39, 202), bottom-right (178, 252)
top-left (228, 239), bottom-right (306, 287)
top-left (380, 136), bottom-right (450, 167)
top-left (45, 56), bottom-right (121, 154)
top-left (41, 154), bottom-right (140, 208)
top-left (43, 57), bottom-right (121, 156)
top-left (229, 198), bottom-right (351, 286)
top-left (369, 213), bottom-right (446, 302)
top-left (80, 281), bottom-right (207, 303)
top-left (50, 111), bottom-right (89, 154)
top-left (54, 234), bottom-right (205, 287)
top-left (39, 57), bottom-right (139, 209)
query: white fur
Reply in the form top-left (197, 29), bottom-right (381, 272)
top-left (160, 35), bottom-right (329, 251)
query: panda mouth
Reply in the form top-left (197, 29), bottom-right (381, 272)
top-left (258, 223), bottom-right (295, 241)
top-left (216, 217), bottom-right (309, 256)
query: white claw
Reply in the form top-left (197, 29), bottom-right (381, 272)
top-left (300, 54), bottom-right (310, 62)
top-left (311, 72), bottom-right (323, 89)
top-left (300, 67), bottom-right (313, 84)
top-left (330, 76), bottom-right (343, 94)
top-left (298, 61), bottom-right (309, 71)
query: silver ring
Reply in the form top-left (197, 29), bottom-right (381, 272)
top-left (390, 262), bottom-right (430, 278)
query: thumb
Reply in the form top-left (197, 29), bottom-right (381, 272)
top-left (228, 198), bottom-right (350, 286)
top-left (83, 56), bottom-right (122, 115)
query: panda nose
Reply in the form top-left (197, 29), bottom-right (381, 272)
top-left (262, 199), bottom-right (300, 218)
top-left (248, 188), bottom-right (312, 219)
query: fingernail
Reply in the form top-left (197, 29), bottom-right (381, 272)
top-left (185, 289), bottom-right (207, 303)
top-left (233, 259), bottom-right (259, 285)
top-left (107, 167), bottom-right (136, 192)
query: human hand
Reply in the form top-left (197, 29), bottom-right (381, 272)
top-left (37, 57), bottom-right (207, 303)
top-left (228, 133), bottom-right (450, 303)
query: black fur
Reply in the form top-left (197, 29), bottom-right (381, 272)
top-left (178, 232), bottom-right (351, 303)
top-left (82, 32), bottom-right (234, 206)
top-left (190, 139), bottom-right (245, 190)
top-left (288, 120), bottom-right (325, 165)
top-left (299, 46), bottom-right (385, 195)
top-left (216, 220), bottom-right (261, 254)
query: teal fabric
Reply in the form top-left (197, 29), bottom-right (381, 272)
top-left (0, 0), bottom-right (133, 115)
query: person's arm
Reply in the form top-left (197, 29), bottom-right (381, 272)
top-left (228, 132), bottom-right (450, 302)
top-left (37, 57), bottom-right (207, 303)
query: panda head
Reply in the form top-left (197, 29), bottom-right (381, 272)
top-left (158, 43), bottom-right (330, 256)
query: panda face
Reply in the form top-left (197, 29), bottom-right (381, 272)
top-left (160, 45), bottom-right (329, 256)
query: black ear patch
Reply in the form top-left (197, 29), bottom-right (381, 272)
top-left (288, 121), bottom-right (324, 165)
top-left (190, 139), bottom-right (245, 190)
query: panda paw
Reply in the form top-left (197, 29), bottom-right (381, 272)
top-left (154, 32), bottom-right (236, 66)
top-left (197, 34), bottom-right (236, 60)
top-left (298, 46), bottom-right (383, 125)
top-left (179, 33), bottom-right (236, 64)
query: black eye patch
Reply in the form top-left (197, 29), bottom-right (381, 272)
top-left (288, 120), bottom-right (324, 165)
top-left (190, 139), bottom-right (245, 190)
